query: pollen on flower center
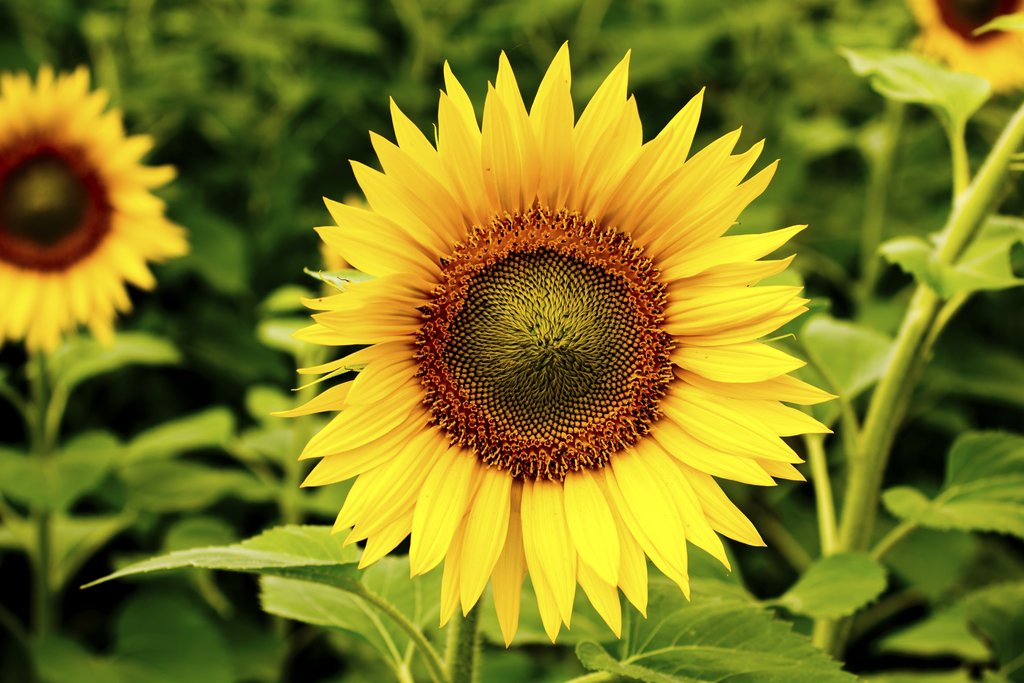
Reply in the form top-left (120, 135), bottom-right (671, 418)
top-left (0, 147), bottom-right (111, 271)
top-left (937, 0), bottom-right (1019, 38)
top-left (416, 206), bottom-right (674, 480)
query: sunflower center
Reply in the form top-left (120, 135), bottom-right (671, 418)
top-left (938, 0), bottom-right (1019, 38)
top-left (416, 206), bottom-right (673, 480)
top-left (0, 146), bottom-right (110, 270)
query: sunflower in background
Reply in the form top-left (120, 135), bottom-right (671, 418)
top-left (0, 67), bottom-right (187, 352)
top-left (909, 0), bottom-right (1024, 90)
top-left (286, 44), bottom-right (832, 644)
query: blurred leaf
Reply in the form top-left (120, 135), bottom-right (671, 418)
top-left (929, 341), bottom-right (1024, 409)
top-left (840, 48), bottom-right (990, 134)
top-left (32, 635), bottom-right (124, 683)
top-left (879, 604), bottom-right (989, 661)
top-left (886, 529), bottom-right (977, 600)
top-left (258, 317), bottom-right (310, 357)
top-left (975, 13), bottom-right (1024, 34)
top-left (261, 285), bottom-right (315, 314)
top-left (801, 315), bottom-right (893, 398)
top-left (245, 385), bottom-right (293, 424)
top-left (576, 581), bottom-right (855, 683)
top-left (865, 673), bottom-right (977, 683)
top-left (964, 582), bottom-right (1024, 681)
top-left (52, 513), bottom-right (136, 592)
top-left (177, 205), bottom-right (250, 294)
top-left (120, 460), bottom-right (274, 512)
top-left (85, 525), bottom-right (360, 590)
top-left (0, 432), bottom-right (119, 512)
top-left (49, 333), bottom-right (179, 394)
top-left (260, 555), bottom-right (439, 679)
top-left (126, 407), bottom-right (235, 463)
top-left (163, 517), bottom-right (237, 551)
top-left (883, 432), bottom-right (1024, 538)
top-left (224, 618), bottom-right (288, 683)
top-left (881, 217), bottom-right (1024, 299)
top-left (775, 552), bottom-right (887, 618)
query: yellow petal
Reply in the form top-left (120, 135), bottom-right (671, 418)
top-left (521, 478), bottom-right (576, 635)
top-left (491, 483), bottom-right (526, 646)
top-left (274, 381), bottom-right (352, 418)
top-left (347, 354), bottom-right (418, 406)
top-left (563, 469), bottom-right (620, 585)
top-left (679, 464), bottom-right (765, 546)
top-left (661, 225), bottom-right (806, 280)
top-left (300, 381), bottom-right (423, 458)
top-left (410, 449), bottom-right (480, 575)
top-left (665, 286), bottom-right (803, 337)
top-left (459, 467), bottom-right (513, 612)
top-left (530, 42), bottom-right (574, 208)
top-left (651, 417), bottom-right (780, 485)
top-left (440, 517), bottom-right (468, 626)
top-left (358, 510), bottom-right (413, 568)
top-left (578, 559), bottom-right (622, 638)
top-left (673, 342), bottom-right (805, 384)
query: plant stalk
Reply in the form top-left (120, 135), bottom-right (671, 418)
top-left (815, 99), bottom-right (1024, 657)
top-left (446, 604), bottom-right (480, 683)
top-left (29, 352), bottom-right (55, 639)
top-left (354, 583), bottom-right (449, 683)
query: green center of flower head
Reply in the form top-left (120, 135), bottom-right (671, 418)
top-left (416, 206), bottom-right (673, 480)
top-left (0, 153), bottom-right (88, 246)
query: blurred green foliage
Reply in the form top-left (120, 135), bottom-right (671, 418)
top-left (1, 1), bottom-right (1022, 682)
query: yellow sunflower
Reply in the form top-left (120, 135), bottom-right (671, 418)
top-left (0, 67), bottom-right (187, 352)
top-left (285, 44), bottom-right (833, 644)
top-left (909, 0), bottom-right (1024, 90)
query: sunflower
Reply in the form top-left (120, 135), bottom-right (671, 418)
top-left (909, 0), bottom-right (1024, 90)
top-left (286, 44), bottom-right (832, 644)
top-left (0, 67), bottom-right (187, 352)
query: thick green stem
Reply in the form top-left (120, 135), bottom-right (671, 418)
top-left (354, 584), bottom-right (449, 683)
top-left (806, 434), bottom-right (837, 556)
top-left (29, 353), bottom-right (55, 639)
top-left (815, 100), bottom-right (1024, 657)
top-left (446, 604), bottom-right (480, 683)
top-left (950, 126), bottom-right (970, 199)
top-left (858, 101), bottom-right (905, 299)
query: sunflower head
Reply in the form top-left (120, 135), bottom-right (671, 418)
top-left (288, 44), bottom-right (833, 645)
top-left (909, 0), bottom-right (1024, 90)
top-left (0, 67), bottom-right (187, 351)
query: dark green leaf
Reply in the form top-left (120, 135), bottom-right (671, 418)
top-left (49, 333), bottom-right (180, 393)
top-left (0, 432), bottom-right (119, 512)
top-left (120, 460), bottom-right (274, 512)
top-left (964, 582), bottom-right (1024, 680)
top-left (801, 315), bottom-right (893, 398)
top-left (879, 604), bottom-right (989, 661)
top-left (125, 407), bottom-right (235, 463)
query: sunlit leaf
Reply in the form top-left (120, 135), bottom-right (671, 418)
top-left (84, 525), bottom-right (360, 590)
top-left (120, 460), bottom-right (274, 512)
top-left (840, 48), bottom-right (990, 134)
top-left (800, 315), bottom-right (893, 399)
top-left (879, 604), bottom-right (989, 661)
top-left (775, 552), bottom-right (887, 618)
top-left (0, 432), bottom-right (119, 512)
top-left (49, 333), bottom-right (180, 394)
top-left (882, 432), bottom-right (1024, 538)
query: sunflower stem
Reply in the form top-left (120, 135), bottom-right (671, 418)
top-left (446, 604), bottom-right (481, 683)
top-left (805, 434), bottom-right (837, 556)
top-left (857, 100), bottom-right (904, 301)
top-left (950, 125), bottom-right (971, 199)
top-left (353, 583), bottom-right (449, 683)
top-left (815, 99), bottom-right (1024, 658)
top-left (28, 351), bottom-right (56, 640)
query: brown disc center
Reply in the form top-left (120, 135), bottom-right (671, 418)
top-left (937, 0), bottom-right (1019, 39)
top-left (415, 206), bottom-right (673, 480)
top-left (0, 145), bottom-right (111, 271)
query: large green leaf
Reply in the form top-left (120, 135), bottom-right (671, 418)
top-left (260, 555), bottom-right (439, 680)
top-left (800, 315), bottom-right (893, 399)
top-left (775, 552), bottom-right (887, 619)
top-left (0, 432), bottom-right (120, 512)
top-left (125, 407), bottom-right (236, 463)
top-left (879, 604), bottom-right (989, 661)
top-left (49, 332), bottom-right (180, 393)
top-left (840, 48), bottom-right (990, 134)
top-left (120, 460), bottom-right (274, 512)
top-left (84, 525), bottom-right (360, 590)
top-left (880, 217), bottom-right (1024, 299)
top-left (882, 432), bottom-right (1024, 539)
top-left (576, 581), bottom-right (856, 683)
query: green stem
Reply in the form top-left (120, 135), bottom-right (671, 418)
top-left (29, 352), bottom-right (55, 639)
top-left (858, 101), bottom-right (905, 299)
top-left (870, 520), bottom-right (917, 562)
top-left (815, 99), bottom-right (1024, 658)
top-left (354, 584), bottom-right (449, 683)
top-left (446, 604), bottom-right (481, 683)
top-left (806, 434), bottom-right (837, 556)
top-left (950, 125), bottom-right (970, 199)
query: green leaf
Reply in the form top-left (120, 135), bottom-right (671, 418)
top-left (0, 432), bottom-right (119, 512)
top-left (52, 513), bottom-right (137, 590)
top-left (49, 332), bottom-right (180, 394)
top-left (975, 12), bottom-right (1024, 35)
top-left (840, 48), bottom-right (990, 133)
top-left (879, 604), bottom-right (989, 661)
top-left (259, 555), bottom-right (438, 677)
top-left (881, 217), bottom-right (1024, 298)
top-left (576, 581), bottom-right (856, 683)
top-left (245, 385), bottom-right (292, 424)
top-left (261, 284), bottom-right (315, 314)
top-left (257, 317), bottom-right (310, 357)
top-left (84, 525), bottom-right (360, 590)
top-left (883, 432), bottom-right (1024, 539)
top-left (775, 552), bottom-right (887, 618)
top-left (302, 266), bottom-right (375, 290)
top-left (801, 315), bottom-right (893, 398)
top-left (120, 460), bottom-right (274, 512)
top-left (125, 407), bottom-right (235, 463)
top-left (964, 582), bottom-right (1024, 680)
